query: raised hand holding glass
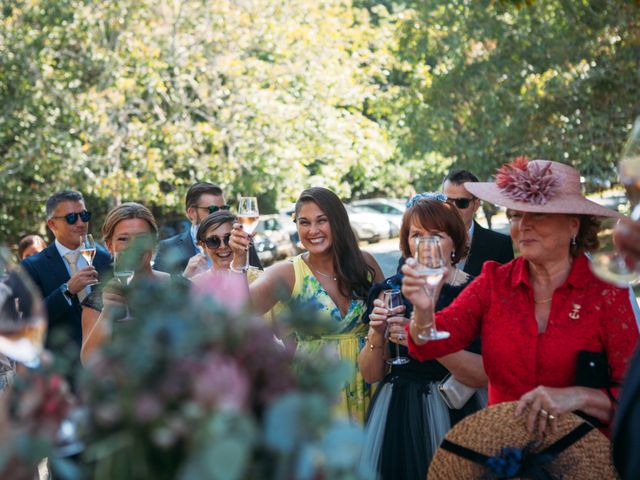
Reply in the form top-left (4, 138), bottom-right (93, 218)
top-left (237, 196), bottom-right (259, 271)
top-left (591, 116), bottom-right (640, 286)
top-left (414, 236), bottom-right (450, 341)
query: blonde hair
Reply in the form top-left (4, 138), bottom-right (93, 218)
top-left (101, 202), bottom-right (158, 243)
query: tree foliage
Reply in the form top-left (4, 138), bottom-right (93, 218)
top-left (1, 0), bottom-right (639, 242)
top-left (380, 0), bottom-right (640, 185)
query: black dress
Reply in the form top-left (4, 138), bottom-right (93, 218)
top-left (359, 272), bottom-right (485, 480)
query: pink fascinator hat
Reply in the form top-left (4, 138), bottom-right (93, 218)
top-left (465, 157), bottom-right (622, 218)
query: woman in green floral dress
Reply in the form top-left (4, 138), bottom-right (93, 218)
top-left (229, 187), bottom-right (384, 423)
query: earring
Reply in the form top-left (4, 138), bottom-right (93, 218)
top-left (571, 235), bottom-right (576, 246)
top-left (451, 250), bottom-right (456, 260)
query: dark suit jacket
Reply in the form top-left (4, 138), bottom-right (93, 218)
top-left (154, 229), bottom-right (262, 273)
top-left (21, 242), bottom-right (111, 349)
top-left (463, 221), bottom-right (514, 277)
top-left (613, 346), bottom-right (640, 479)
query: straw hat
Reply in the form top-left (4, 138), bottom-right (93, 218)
top-left (428, 402), bottom-right (618, 479)
top-left (464, 157), bottom-right (622, 218)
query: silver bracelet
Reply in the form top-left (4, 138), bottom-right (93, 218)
top-left (229, 264), bottom-right (246, 274)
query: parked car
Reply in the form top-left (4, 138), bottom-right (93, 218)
top-left (278, 206), bottom-right (304, 253)
top-left (255, 215), bottom-right (297, 259)
top-left (350, 198), bottom-right (406, 238)
top-left (345, 205), bottom-right (390, 243)
top-left (253, 234), bottom-right (277, 266)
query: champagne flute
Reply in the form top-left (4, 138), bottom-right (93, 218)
top-left (112, 251), bottom-right (134, 322)
top-left (384, 289), bottom-right (409, 365)
top-left (414, 236), bottom-right (450, 341)
top-left (79, 234), bottom-right (98, 284)
top-left (0, 246), bottom-right (47, 368)
top-left (237, 196), bottom-right (260, 271)
top-left (591, 116), bottom-right (640, 286)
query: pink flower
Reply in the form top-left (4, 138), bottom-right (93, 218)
top-left (191, 270), bottom-right (250, 313)
top-left (191, 353), bottom-right (249, 411)
top-left (134, 393), bottom-right (163, 423)
top-left (496, 156), bottom-right (561, 205)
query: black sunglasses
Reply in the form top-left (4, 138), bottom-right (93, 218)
top-left (203, 233), bottom-right (231, 249)
top-left (446, 197), bottom-right (474, 209)
top-left (196, 205), bottom-right (231, 214)
top-left (51, 210), bottom-right (92, 225)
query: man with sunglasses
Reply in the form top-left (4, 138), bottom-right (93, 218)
top-left (21, 190), bottom-right (111, 357)
top-left (442, 169), bottom-right (514, 276)
top-left (154, 181), bottom-right (261, 276)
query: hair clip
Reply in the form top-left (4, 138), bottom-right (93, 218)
top-left (406, 192), bottom-right (448, 209)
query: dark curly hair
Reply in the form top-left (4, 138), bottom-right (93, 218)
top-left (570, 215), bottom-right (601, 257)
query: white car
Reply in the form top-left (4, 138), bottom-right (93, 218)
top-left (345, 206), bottom-right (390, 243)
top-left (350, 198), bottom-right (406, 237)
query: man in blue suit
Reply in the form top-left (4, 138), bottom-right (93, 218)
top-left (155, 182), bottom-right (261, 276)
top-left (21, 190), bottom-right (111, 354)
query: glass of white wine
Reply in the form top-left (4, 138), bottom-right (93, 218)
top-left (414, 236), bottom-right (450, 341)
top-left (112, 251), bottom-right (135, 322)
top-left (237, 196), bottom-right (260, 271)
top-left (591, 116), bottom-right (640, 286)
top-left (80, 234), bottom-right (98, 284)
top-left (0, 246), bottom-right (47, 368)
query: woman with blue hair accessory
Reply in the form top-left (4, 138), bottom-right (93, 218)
top-left (358, 193), bottom-right (488, 480)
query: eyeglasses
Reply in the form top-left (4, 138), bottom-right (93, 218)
top-left (446, 197), bottom-right (474, 209)
top-left (203, 233), bottom-right (231, 249)
top-left (195, 205), bottom-right (231, 214)
top-left (51, 210), bottom-right (92, 225)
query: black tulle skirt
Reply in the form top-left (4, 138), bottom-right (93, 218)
top-left (360, 371), bottom-right (487, 480)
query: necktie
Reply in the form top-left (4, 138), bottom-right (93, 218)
top-left (64, 251), bottom-right (88, 302)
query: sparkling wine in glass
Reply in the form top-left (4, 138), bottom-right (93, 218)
top-left (384, 289), bottom-right (409, 366)
top-left (237, 196), bottom-right (259, 271)
top-left (0, 246), bottom-right (47, 368)
top-left (80, 234), bottom-right (98, 284)
top-left (414, 236), bottom-right (450, 341)
top-left (591, 116), bottom-right (640, 286)
top-left (112, 251), bottom-right (134, 321)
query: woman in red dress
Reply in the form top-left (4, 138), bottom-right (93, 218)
top-left (402, 158), bottom-right (639, 435)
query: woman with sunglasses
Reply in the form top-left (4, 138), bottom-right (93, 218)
top-left (229, 187), bottom-right (385, 422)
top-left (80, 203), bottom-right (169, 364)
top-left (191, 211), bottom-right (236, 277)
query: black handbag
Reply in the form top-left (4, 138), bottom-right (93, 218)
top-left (575, 350), bottom-right (611, 389)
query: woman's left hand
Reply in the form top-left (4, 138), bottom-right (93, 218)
top-left (515, 385), bottom-right (583, 435)
top-left (387, 309), bottom-right (409, 346)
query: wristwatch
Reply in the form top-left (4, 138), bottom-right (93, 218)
top-left (60, 283), bottom-right (75, 301)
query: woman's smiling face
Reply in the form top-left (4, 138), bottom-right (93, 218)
top-left (201, 221), bottom-right (233, 270)
top-left (296, 201), bottom-right (333, 254)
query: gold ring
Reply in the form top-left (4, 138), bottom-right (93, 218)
top-left (539, 409), bottom-right (549, 417)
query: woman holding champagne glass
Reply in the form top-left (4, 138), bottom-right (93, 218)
top-left (402, 158), bottom-right (638, 437)
top-left (358, 194), bottom-right (487, 480)
top-left (229, 187), bottom-right (384, 422)
top-left (80, 203), bottom-right (169, 364)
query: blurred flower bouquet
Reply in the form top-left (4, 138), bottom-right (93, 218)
top-left (0, 363), bottom-right (74, 480)
top-left (74, 272), bottom-right (372, 480)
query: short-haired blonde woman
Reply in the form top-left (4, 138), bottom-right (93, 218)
top-left (80, 202), bottom-right (168, 364)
